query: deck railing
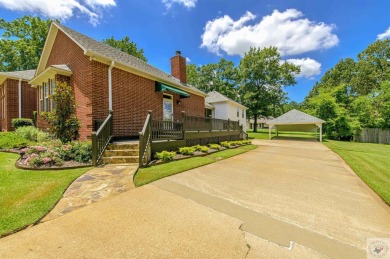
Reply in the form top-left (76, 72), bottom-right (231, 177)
top-left (92, 111), bottom-right (113, 166)
top-left (151, 120), bottom-right (183, 141)
top-left (139, 111), bottom-right (152, 167)
top-left (185, 115), bottom-right (240, 132)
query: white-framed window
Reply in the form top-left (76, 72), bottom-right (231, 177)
top-left (50, 79), bottom-right (55, 111)
top-left (39, 85), bottom-right (43, 113)
top-left (44, 82), bottom-right (49, 112)
top-left (237, 108), bottom-right (239, 117)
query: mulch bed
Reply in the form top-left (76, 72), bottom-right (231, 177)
top-left (15, 158), bottom-right (91, 170)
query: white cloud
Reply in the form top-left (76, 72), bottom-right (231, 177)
top-left (186, 57), bottom-right (191, 63)
top-left (201, 9), bottom-right (339, 57)
top-left (162, 0), bottom-right (197, 10)
top-left (0, 0), bottom-right (116, 26)
top-left (378, 27), bottom-right (390, 40)
top-left (285, 58), bottom-right (321, 79)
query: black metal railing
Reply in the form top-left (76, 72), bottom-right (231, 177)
top-left (151, 120), bottom-right (183, 141)
top-left (92, 111), bottom-right (113, 166)
top-left (139, 111), bottom-right (152, 167)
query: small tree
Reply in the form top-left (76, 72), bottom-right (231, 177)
top-left (41, 81), bottom-right (80, 143)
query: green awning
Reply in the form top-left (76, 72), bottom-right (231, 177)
top-left (155, 82), bottom-right (190, 98)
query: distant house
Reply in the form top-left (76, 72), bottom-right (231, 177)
top-left (29, 22), bottom-right (206, 140)
top-left (205, 91), bottom-right (247, 132)
top-left (0, 70), bottom-right (36, 131)
top-left (246, 116), bottom-right (274, 130)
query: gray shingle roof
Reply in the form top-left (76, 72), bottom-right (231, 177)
top-left (0, 69), bottom-right (36, 81)
top-left (205, 90), bottom-right (247, 109)
top-left (54, 23), bottom-right (203, 94)
top-left (267, 109), bottom-right (325, 125)
top-left (51, 64), bottom-right (71, 72)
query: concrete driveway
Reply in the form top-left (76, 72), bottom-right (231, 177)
top-left (0, 139), bottom-right (389, 258)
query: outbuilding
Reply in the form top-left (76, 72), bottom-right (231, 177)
top-left (267, 109), bottom-right (325, 142)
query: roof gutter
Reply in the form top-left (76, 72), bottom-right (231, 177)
top-left (18, 78), bottom-right (22, 118)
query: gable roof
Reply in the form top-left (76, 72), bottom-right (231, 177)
top-left (267, 109), bottom-right (325, 125)
top-left (36, 22), bottom-right (205, 96)
top-left (205, 91), bottom-right (247, 109)
top-left (0, 69), bottom-right (36, 82)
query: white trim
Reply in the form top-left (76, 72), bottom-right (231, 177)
top-left (163, 93), bottom-right (174, 122)
top-left (18, 78), bottom-right (22, 118)
top-left (268, 121), bottom-right (325, 126)
top-left (108, 61), bottom-right (114, 111)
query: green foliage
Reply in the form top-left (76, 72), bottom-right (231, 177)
top-left (32, 111), bottom-right (37, 127)
top-left (0, 16), bottom-right (53, 71)
top-left (70, 141), bottom-right (92, 163)
top-left (239, 47), bottom-right (300, 130)
top-left (303, 39), bottom-right (390, 139)
top-left (11, 118), bottom-right (33, 129)
top-left (220, 141), bottom-right (231, 148)
top-left (194, 145), bottom-right (209, 153)
top-left (102, 36), bottom-right (147, 62)
top-left (15, 126), bottom-right (50, 142)
top-left (41, 81), bottom-right (80, 143)
top-left (0, 132), bottom-right (30, 149)
top-left (209, 143), bottom-right (221, 150)
top-left (155, 151), bottom-right (176, 162)
top-left (242, 140), bottom-right (252, 145)
top-left (179, 146), bottom-right (196, 155)
top-left (186, 58), bottom-right (238, 100)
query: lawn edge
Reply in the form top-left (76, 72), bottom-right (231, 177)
top-left (133, 144), bottom-right (258, 187)
top-left (0, 153), bottom-right (92, 239)
top-left (322, 142), bottom-right (390, 207)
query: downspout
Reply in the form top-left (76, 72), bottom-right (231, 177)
top-left (18, 78), bottom-right (22, 118)
top-left (108, 61), bottom-right (115, 111)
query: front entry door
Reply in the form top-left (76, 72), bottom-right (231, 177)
top-left (163, 94), bottom-right (173, 121)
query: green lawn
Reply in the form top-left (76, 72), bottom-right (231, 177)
top-left (248, 129), bottom-right (318, 140)
top-left (134, 145), bottom-right (257, 187)
top-left (0, 152), bottom-right (91, 237)
top-left (324, 140), bottom-right (390, 205)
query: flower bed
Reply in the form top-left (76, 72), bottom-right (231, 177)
top-left (17, 140), bottom-right (92, 169)
top-left (151, 140), bottom-right (252, 165)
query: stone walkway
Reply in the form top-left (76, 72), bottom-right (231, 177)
top-left (43, 164), bottom-right (138, 222)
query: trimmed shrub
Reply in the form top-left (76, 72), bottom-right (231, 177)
top-left (15, 126), bottom-right (50, 142)
top-left (220, 141), bottom-right (231, 148)
top-left (11, 118), bottom-right (33, 129)
top-left (179, 146), bottom-right (196, 155)
top-left (242, 140), bottom-right (252, 145)
top-left (209, 143), bottom-right (221, 150)
top-left (155, 151), bottom-right (176, 162)
top-left (0, 132), bottom-right (30, 149)
top-left (194, 145), bottom-right (209, 153)
top-left (70, 141), bottom-right (92, 163)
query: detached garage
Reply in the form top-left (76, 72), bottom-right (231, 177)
top-left (267, 109), bottom-right (326, 142)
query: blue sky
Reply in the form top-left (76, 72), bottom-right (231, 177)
top-left (1, 0), bottom-right (389, 102)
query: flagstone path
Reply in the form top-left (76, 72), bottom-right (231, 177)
top-left (42, 164), bottom-right (138, 222)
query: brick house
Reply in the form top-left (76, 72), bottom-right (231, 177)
top-left (30, 22), bottom-right (206, 140)
top-left (0, 70), bottom-right (36, 131)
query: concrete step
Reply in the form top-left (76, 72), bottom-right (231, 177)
top-left (106, 143), bottom-right (139, 150)
top-left (104, 149), bottom-right (139, 157)
top-left (102, 156), bottom-right (139, 164)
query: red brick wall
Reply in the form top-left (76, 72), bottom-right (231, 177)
top-left (38, 30), bottom-right (93, 140)
top-left (91, 61), bottom-right (109, 125)
top-left (171, 54), bottom-right (187, 84)
top-left (21, 81), bottom-right (37, 119)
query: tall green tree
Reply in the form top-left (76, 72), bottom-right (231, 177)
top-left (102, 36), bottom-right (147, 62)
top-left (0, 16), bottom-right (53, 71)
top-left (239, 47), bottom-right (300, 132)
top-left (186, 58), bottom-right (238, 100)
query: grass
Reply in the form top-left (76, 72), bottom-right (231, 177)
top-left (247, 129), bottom-right (318, 140)
top-left (323, 140), bottom-right (390, 205)
top-left (0, 132), bottom-right (30, 149)
top-left (134, 145), bottom-right (257, 187)
top-left (0, 152), bottom-right (91, 236)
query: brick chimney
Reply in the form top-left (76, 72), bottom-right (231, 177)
top-left (171, 50), bottom-right (187, 84)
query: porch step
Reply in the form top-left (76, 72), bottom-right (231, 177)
top-left (102, 142), bottom-right (139, 165)
top-left (104, 149), bottom-right (139, 157)
top-left (102, 156), bottom-right (139, 164)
